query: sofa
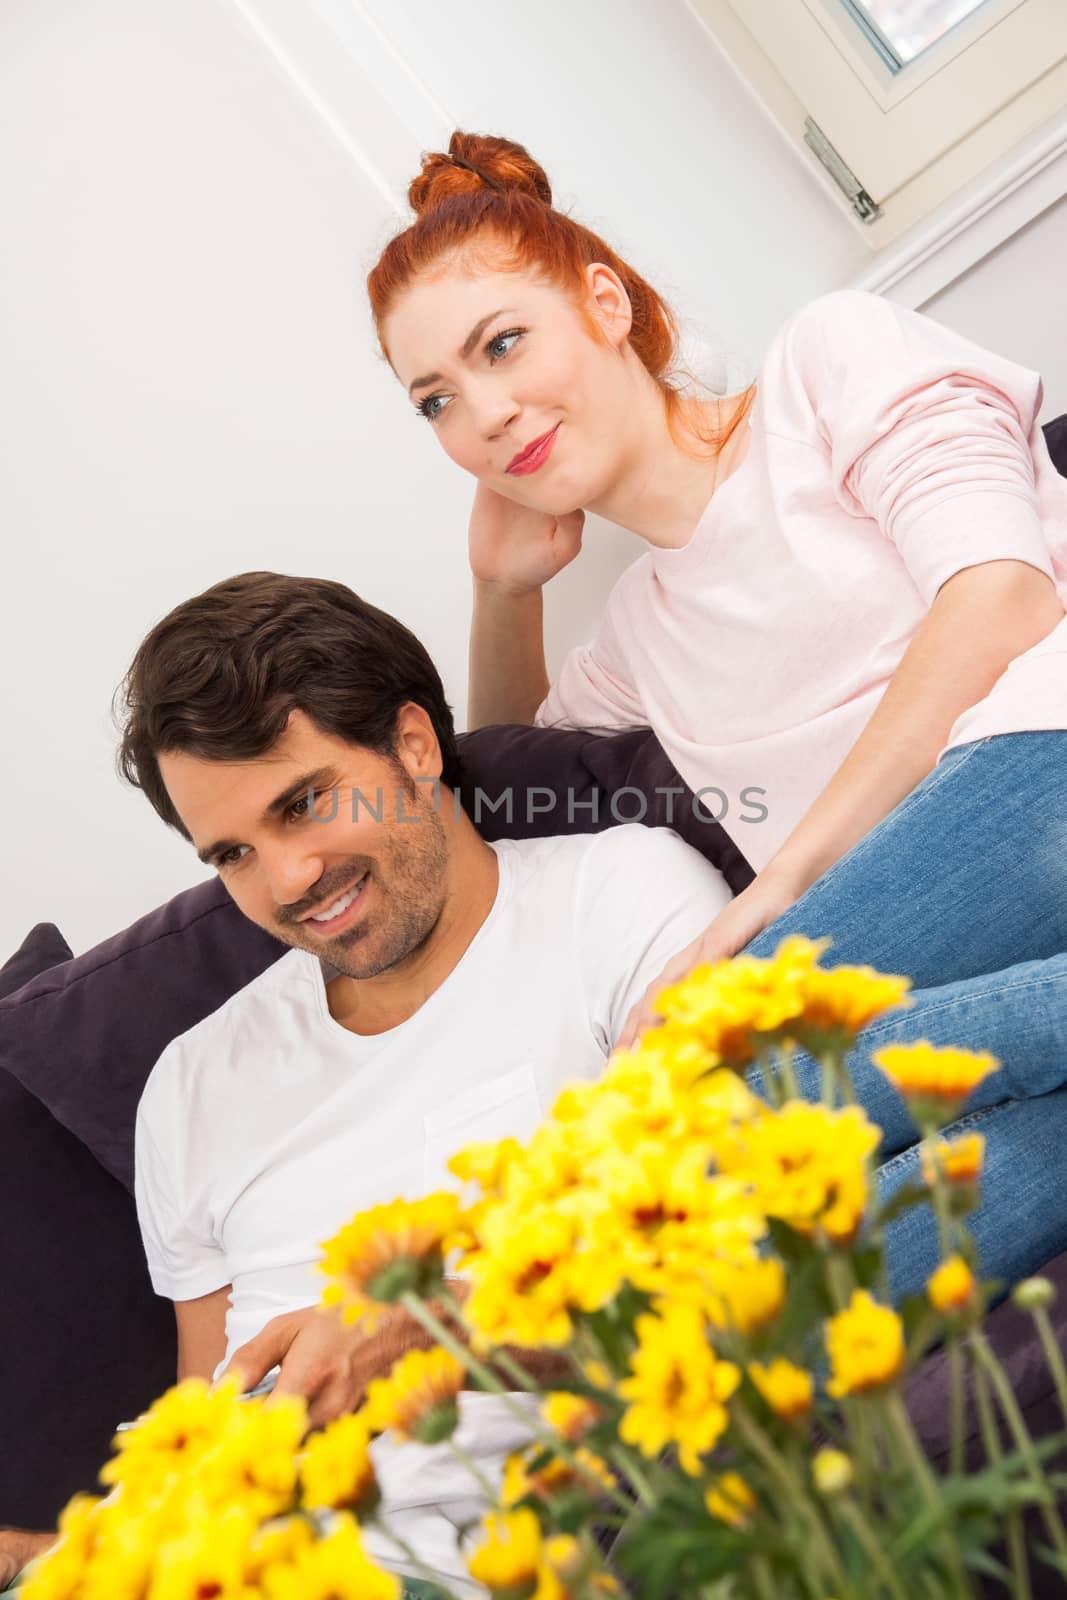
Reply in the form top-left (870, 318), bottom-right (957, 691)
top-left (3, 412), bottom-right (1066, 1549)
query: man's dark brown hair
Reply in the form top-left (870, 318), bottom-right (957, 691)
top-left (116, 571), bottom-right (460, 837)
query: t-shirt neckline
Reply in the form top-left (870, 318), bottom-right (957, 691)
top-left (303, 842), bottom-right (513, 1042)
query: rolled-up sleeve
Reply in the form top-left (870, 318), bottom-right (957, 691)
top-left (799, 291), bottom-right (1055, 607)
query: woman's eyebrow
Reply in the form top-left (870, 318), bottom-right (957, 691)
top-left (408, 308), bottom-right (518, 395)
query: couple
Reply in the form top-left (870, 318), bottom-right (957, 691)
top-left (8, 129), bottom-right (1067, 1595)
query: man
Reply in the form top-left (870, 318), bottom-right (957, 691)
top-left (68, 570), bottom-right (730, 1595)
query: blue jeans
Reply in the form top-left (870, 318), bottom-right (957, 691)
top-left (740, 731), bottom-right (1067, 1301)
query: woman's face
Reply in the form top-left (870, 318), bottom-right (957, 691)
top-left (382, 261), bottom-right (642, 516)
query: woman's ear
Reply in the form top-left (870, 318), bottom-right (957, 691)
top-left (585, 262), bottom-right (634, 348)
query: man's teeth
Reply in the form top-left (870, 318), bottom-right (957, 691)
top-left (310, 881), bottom-right (363, 923)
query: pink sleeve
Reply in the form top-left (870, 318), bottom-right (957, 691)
top-left (795, 290), bottom-right (1055, 606)
top-left (535, 604), bottom-right (646, 732)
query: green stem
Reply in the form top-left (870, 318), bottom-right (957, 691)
top-left (778, 1039), bottom-right (801, 1100)
top-left (749, 1553), bottom-right (777, 1600)
top-left (755, 1047), bottom-right (780, 1108)
top-left (731, 1406), bottom-right (851, 1599)
top-left (947, 1340), bottom-right (966, 1479)
top-left (837, 1497), bottom-right (910, 1600)
top-left (1033, 1306), bottom-right (1067, 1434)
top-left (819, 1051), bottom-right (838, 1107)
top-left (369, 1512), bottom-right (465, 1599)
top-left (443, 1436), bottom-right (499, 1503)
top-left (606, 1444), bottom-right (657, 1508)
top-left (883, 1392), bottom-right (970, 1595)
top-left (970, 1330), bottom-right (1067, 1569)
top-left (399, 1292), bottom-right (634, 1518)
top-left (972, 1363), bottom-right (1031, 1600)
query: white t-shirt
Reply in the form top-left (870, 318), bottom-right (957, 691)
top-left (134, 827), bottom-right (729, 1592)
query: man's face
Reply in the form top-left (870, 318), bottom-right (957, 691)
top-left (159, 709), bottom-right (449, 980)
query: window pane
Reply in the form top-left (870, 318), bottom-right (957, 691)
top-left (845, 0), bottom-right (993, 66)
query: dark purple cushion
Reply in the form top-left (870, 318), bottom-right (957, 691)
top-left (0, 927), bottom-right (176, 1529)
top-left (0, 724), bottom-right (752, 1195)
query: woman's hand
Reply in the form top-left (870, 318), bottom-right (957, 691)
top-left (469, 481), bottom-right (584, 594)
top-left (618, 874), bottom-right (800, 1050)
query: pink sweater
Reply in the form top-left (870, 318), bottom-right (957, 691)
top-left (535, 290), bottom-right (1067, 874)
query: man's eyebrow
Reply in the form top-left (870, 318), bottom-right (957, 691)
top-left (407, 308), bottom-right (516, 396)
top-left (195, 766), bottom-right (340, 865)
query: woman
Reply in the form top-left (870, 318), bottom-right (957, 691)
top-left (367, 132), bottom-right (1067, 1297)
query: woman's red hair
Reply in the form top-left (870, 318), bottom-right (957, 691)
top-left (367, 131), bottom-right (754, 453)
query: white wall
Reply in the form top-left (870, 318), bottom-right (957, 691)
top-left (921, 196), bottom-right (1067, 421)
top-left (0, 0), bottom-right (1062, 958)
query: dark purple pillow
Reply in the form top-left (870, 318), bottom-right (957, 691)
top-left (0, 725), bottom-right (752, 1195)
top-left (0, 927), bottom-right (176, 1529)
top-left (0, 880), bottom-right (285, 1192)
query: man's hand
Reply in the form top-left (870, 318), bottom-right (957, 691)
top-left (0, 1529), bottom-right (56, 1587)
top-left (219, 1302), bottom-right (441, 1432)
top-left (618, 874), bottom-right (799, 1050)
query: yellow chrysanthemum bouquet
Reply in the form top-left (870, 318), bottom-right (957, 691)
top-left (23, 937), bottom-right (1067, 1599)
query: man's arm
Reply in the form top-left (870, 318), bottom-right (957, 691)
top-left (175, 1284), bottom-right (232, 1381)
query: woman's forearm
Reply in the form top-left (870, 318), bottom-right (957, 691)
top-left (764, 560), bottom-right (1065, 897)
top-left (468, 580), bottom-right (550, 729)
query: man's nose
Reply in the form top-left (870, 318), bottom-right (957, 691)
top-left (261, 843), bottom-right (327, 917)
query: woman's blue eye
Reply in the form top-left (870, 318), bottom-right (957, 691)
top-left (414, 329), bottom-right (525, 422)
top-left (416, 393), bottom-right (449, 422)
top-left (487, 329), bottom-right (524, 362)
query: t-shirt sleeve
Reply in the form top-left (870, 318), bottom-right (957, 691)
top-left (575, 825), bottom-right (733, 1052)
top-left (535, 590), bottom-right (647, 733)
top-left (789, 289), bottom-right (1055, 607)
top-left (134, 1052), bottom-right (231, 1302)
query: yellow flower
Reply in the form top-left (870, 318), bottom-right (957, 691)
top-left (812, 1448), bottom-right (854, 1497)
top-left (748, 1358), bottom-right (815, 1421)
top-left (618, 1304), bottom-right (740, 1475)
top-left (319, 1194), bottom-right (461, 1325)
top-left (146, 1502), bottom-right (257, 1600)
top-left (655, 936), bottom-right (826, 1067)
top-left (921, 1132), bottom-right (985, 1188)
top-left (245, 1517), bottom-right (315, 1583)
top-left (99, 1376), bottom-right (244, 1493)
top-left (703, 1256), bottom-right (786, 1336)
top-left (872, 1042), bottom-right (999, 1123)
top-left (502, 1446), bottom-right (616, 1508)
top-left (543, 1391), bottom-right (602, 1443)
top-left (467, 1509), bottom-right (543, 1598)
top-left (826, 1290), bottom-right (905, 1398)
top-left (362, 1347), bottom-right (465, 1444)
top-left (790, 965), bottom-right (912, 1048)
top-left (449, 1138), bottom-right (523, 1196)
top-left (20, 1496), bottom-right (104, 1600)
top-left (705, 1471), bottom-right (756, 1529)
top-left (300, 1413), bottom-right (378, 1515)
top-left (195, 1394), bottom-right (307, 1522)
top-left (463, 1207), bottom-right (622, 1348)
top-left (716, 1102), bottom-right (879, 1246)
top-left (928, 1255), bottom-right (979, 1315)
top-left (261, 1512), bottom-right (399, 1600)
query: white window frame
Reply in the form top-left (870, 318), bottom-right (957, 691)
top-left (685, 0), bottom-right (1067, 251)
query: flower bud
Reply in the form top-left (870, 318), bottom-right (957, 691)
top-left (1012, 1276), bottom-right (1057, 1312)
top-left (812, 1448), bottom-right (854, 1497)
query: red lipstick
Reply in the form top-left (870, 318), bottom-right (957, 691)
top-left (506, 424), bottom-right (560, 476)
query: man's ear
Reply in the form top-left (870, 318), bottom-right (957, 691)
top-left (392, 702), bottom-right (443, 781)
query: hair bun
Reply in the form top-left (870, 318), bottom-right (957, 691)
top-left (408, 131), bottom-right (552, 216)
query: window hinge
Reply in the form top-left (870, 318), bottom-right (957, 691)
top-left (803, 117), bottom-right (882, 223)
